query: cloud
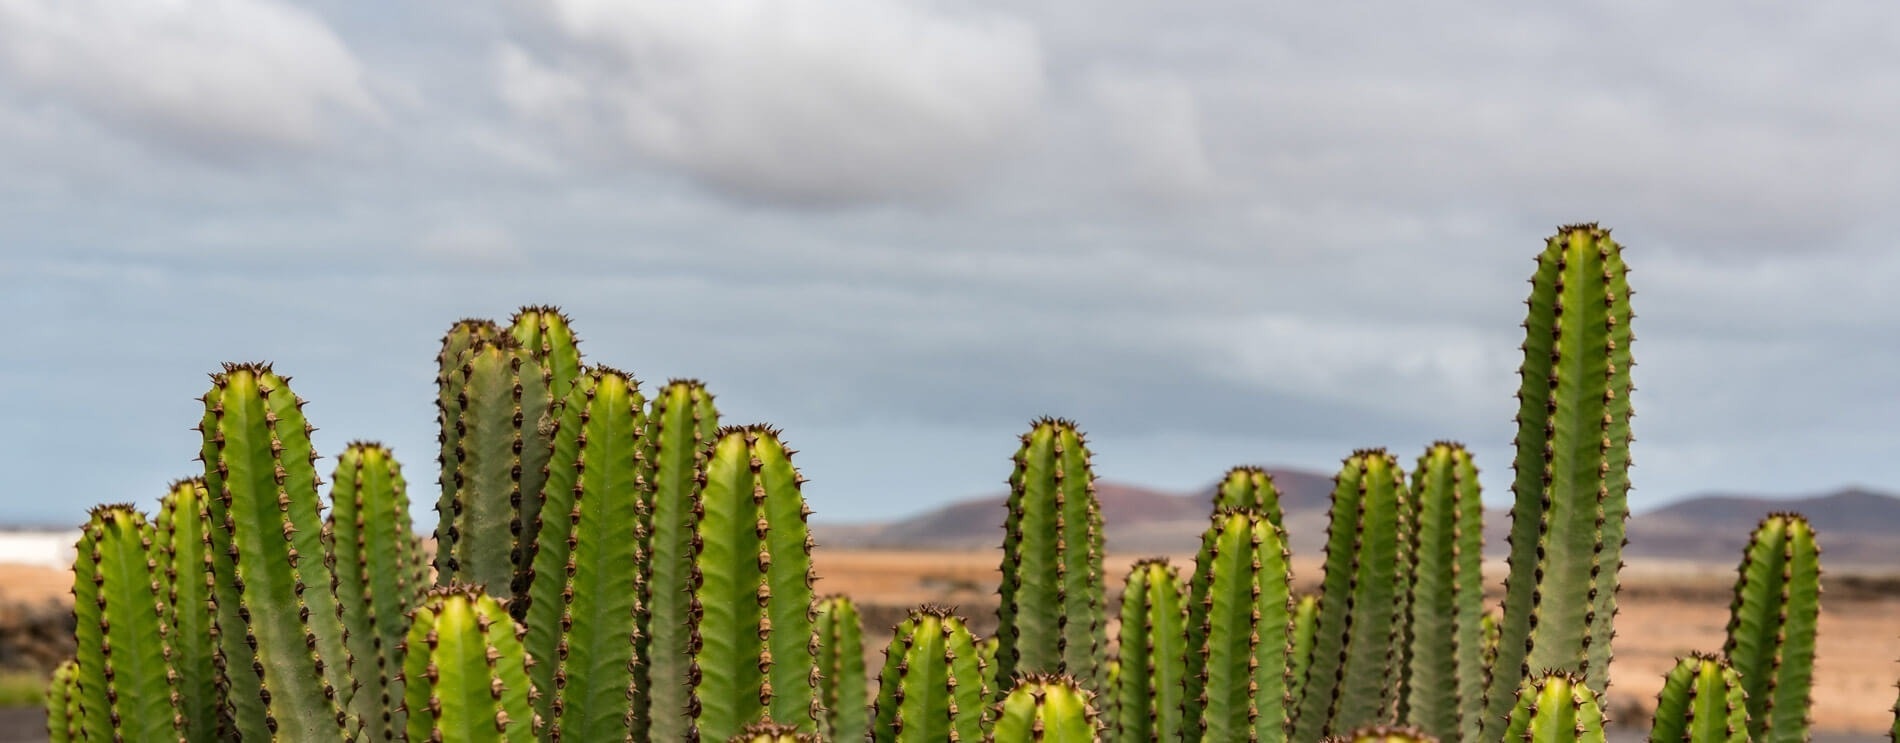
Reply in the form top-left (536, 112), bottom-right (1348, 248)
top-left (497, 0), bottom-right (1046, 204)
top-left (0, 0), bottom-right (378, 155)
top-left (1086, 72), bottom-right (1217, 200)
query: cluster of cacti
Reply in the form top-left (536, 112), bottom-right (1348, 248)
top-left (43, 225), bottom-right (1875, 743)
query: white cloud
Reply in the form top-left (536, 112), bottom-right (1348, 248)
top-left (0, 0), bottom-right (377, 153)
top-left (499, 0), bottom-right (1047, 204)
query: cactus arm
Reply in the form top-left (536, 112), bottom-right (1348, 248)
top-left (1501, 674), bottom-right (1606, 743)
top-left (434, 319), bottom-right (501, 583)
top-left (815, 596), bottom-right (869, 741)
top-left (508, 305), bottom-right (583, 402)
top-left (402, 586), bottom-right (538, 743)
top-left (997, 418), bottom-right (1106, 692)
top-left (74, 506), bottom-right (178, 742)
top-left (646, 380), bottom-right (720, 740)
top-left (1187, 510), bottom-right (1292, 743)
top-left (158, 478), bottom-right (219, 743)
top-left (756, 432), bottom-right (821, 731)
top-left (505, 306), bottom-right (581, 601)
top-left (1214, 466), bottom-right (1284, 526)
top-left (328, 442), bottom-right (422, 741)
top-left (1402, 444), bottom-right (1485, 742)
top-left (977, 635), bottom-right (1000, 695)
top-left (1113, 559), bottom-right (1187, 742)
top-left (46, 658), bottom-right (81, 743)
top-left (1722, 514), bottom-right (1821, 743)
top-left (871, 608), bottom-right (987, 742)
top-left (1289, 593), bottom-right (1320, 709)
top-left (1648, 655), bottom-right (1746, 743)
top-left (1293, 450), bottom-right (1406, 741)
top-left (992, 674), bottom-right (1101, 743)
top-left (442, 338), bottom-right (551, 600)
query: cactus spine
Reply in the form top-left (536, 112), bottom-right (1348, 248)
top-left (1501, 673), bottom-right (1606, 743)
top-left (506, 305), bottom-right (584, 598)
top-left (1723, 513), bottom-right (1821, 743)
top-left (816, 595), bottom-right (869, 741)
top-left (47, 658), bottom-right (82, 743)
top-left (730, 721), bottom-right (822, 743)
top-left (992, 674), bottom-right (1102, 742)
top-left (326, 442), bottom-right (425, 740)
top-left (1214, 466), bottom-right (1284, 526)
top-left (1648, 654), bottom-right (1746, 743)
top-left (1333, 725), bottom-right (1440, 743)
top-left (74, 504), bottom-right (177, 742)
top-left (648, 379), bottom-right (721, 740)
top-left (687, 426), bottom-right (819, 741)
top-left (870, 605), bottom-right (989, 742)
top-left (435, 333), bottom-right (555, 603)
top-left (1289, 593), bottom-right (1320, 709)
top-left (523, 367), bottom-right (652, 741)
top-left (1400, 443), bottom-right (1485, 742)
top-left (1485, 225), bottom-right (1634, 739)
top-left (1292, 450), bottom-right (1409, 742)
top-left (1113, 558), bottom-right (1188, 743)
top-left (1184, 509), bottom-right (1293, 743)
top-left (199, 363), bottom-right (356, 739)
top-left (995, 417), bottom-right (1107, 694)
top-left (157, 478), bottom-right (219, 742)
top-left (401, 585), bottom-right (538, 742)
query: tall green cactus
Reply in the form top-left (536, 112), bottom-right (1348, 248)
top-left (1293, 449), bottom-right (1409, 742)
top-left (1214, 466), bottom-right (1283, 526)
top-left (1485, 224), bottom-right (1634, 739)
top-left (688, 426), bottom-right (820, 741)
top-left (506, 305), bottom-right (584, 594)
top-left (1184, 508), bottom-right (1293, 743)
top-left (1649, 654), bottom-right (1747, 743)
top-left (73, 504), bottom-right (177, 742)
top-left (1114, 558), bottom-right (1188, 743)
top-left (1289, 593), bottom-right (1320, 709)
top-left (647, 379), bottom-right (721, 741)
top-left (870, 605), bottom-right (989, 742)
top-left (435, 318), bottom-right (501, 583)
top-left (327, 442), bottom-right (426, 741)
top-left (157, 478), bottom-right (218, 743)
top-left (46, 658), bottom-right (81, 743)
top-left (816, 595), bottom-right (869, 741)
top-left (996, 417), bottom-right (1107, 694)
top-left (1501, 673), bottom-right (1606, 743)
top-left (435, 333), bottom-right (555, 603)
top-left (1401, 443), bottom-right (1485, 742)
top-left (524, 367), bottom-right (653, 741)
top-left (993, 674), bottom-right (1102, 743)
top-left (199, 363), bottom-right (356, 739)
top-left (401, 585), bottom-right (539, 742)
top-left (1723, 513), bottom-right (1821, 743)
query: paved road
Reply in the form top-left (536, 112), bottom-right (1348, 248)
top-left (0, 708), bottom-right (38, 743)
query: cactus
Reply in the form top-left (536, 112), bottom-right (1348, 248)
top-left (1478, 612), bottom-right (1500, 678)
top-left (993, 674), bottom-right (1102, 743)
top-left (325, 442), bottom-right (425, 741)
top-left (434, 318), bottom-right (502, 582)
top-left (1183, 508), bottom-right (1293, 743)
top-left (1331, 725), bottom-right (1440, 743)
top-left (505, 305), bottom-right (584, 592)
top-left (199, 363), bottom-right (356, 740)
top-left (72, 505), bottom-right (177, 742)
top-left (870, 605), bottom-right (989, 742)
top-left (157, 478), bottom-right (219, 742)
top-left (46, 658), bottom-right (81, 743)
top-left (1289, 593), bottom-right (1320, 709)
top-left (996, 417), bottom-right (1108, 694)
top-left (1485, 224), bottom-right (1635, 739)
top-left (687, 426), bottom-right (820, 741)
top-left (978, 635), bottom-right (1001, 693)
top-left (434, 333), bottom-right (555, 604)
top-left (522, 367), bottom-right (652, 740)
top-left (400, 585), bottom-right (538, 742)
top-left (729, 721), bottom-right (822, 743)
top-left (816, 595), bottom-right (869, 741)
top-left (1501, 673), bottom-right (1606, 743)
top-left (1292, 450), bottom-right (1409, 742)
top-left (1113, 558), bottom-right (1188, 743)
top-left (1400, 443), bottom-right (1485, 742)
top-left (647, 379), bottom-right (721, 740)
top-left (1213, 466), bottom-right (1283, 526)
top-left (1648, 654), bottom-right (1746, 743)
top-left (1723, 513), bottom-right (1821, 743)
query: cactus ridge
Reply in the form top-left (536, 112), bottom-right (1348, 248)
top-left (505, 305), bottom-right (584, 599)
top-left (1112, 557), bottom-right (1189, 743)
top-left (399, 584), bottom-right (539, 742)
top-left (1648, 653), bottom-right (1747, 743)
top-left (158, 478), bottom-right (220, 743)
top-left (433, 318), bottom-right (501, 584)
top-left (74, 504), bottom-right (179, 743)
top-left (1722, 513), bottom-right (1821, 743)
top-left (46, 658), bottom-right (82, 743)
top-left (1400, 443), bottom-right (1485, 742)
top-left (327, 441), bottom-right (424, 741)
top-left (871, 605), bottom-right (988, 742)
top-left (1501, 672), bottom-right (1607, 743)
top-left (992, 673), bottom-right (1103, 742)
top-left (1289, 593), bottom-right (1321, 710)
top-left (1183, 508), bottom-right (1292, 743)
top-left (995, 418), bottom-right (1108, 695)
top-left (814, 595), bottom-right (869, 741)
top-left (1484, 225), bottom-right (1634, 741)
top-left (645, 379), bottom-right (721, 741)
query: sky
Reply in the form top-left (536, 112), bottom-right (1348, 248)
top-left (2, 1), bottom-right (1898, 527)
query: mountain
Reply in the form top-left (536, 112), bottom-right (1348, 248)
top-left (1627, 487), bottom-right (1900, 565)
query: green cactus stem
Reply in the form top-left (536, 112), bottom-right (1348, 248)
top-left (73, 505), bottom-right (177, 742)
top-left (1292, 449), bottom-right (1409, 742)
top-left (995, 417), bottom-right (1108, 694)
top-left (1723, 513), bottom-right (1821, 743)
top-left (870, 605), bottom-right (988, 742)
top-left (978, 635), bottom-right (1001, 694)
top-left (646, 379), bottom-right (721, 741)
top-left (46, 658), bottom-right (81, 743)
top-left (687, 426), bottom-right (820, 741)
top-left (1184, 508), bottom-right (1293, 743)
top-left (157, 478), bottom-right (218, 743)
top-left (992, 674), bottom-right (1102, 743)
top-left (523, 367), bottom-right (652, 741)
top-left (326, 442), bottom-right (425, 741)
top-left (1501, 673), bottom-right (1606, 743)
top-left (1213, 466), bottom-right (1284, 526)
top-left (1648, 654), bottom-right (1746, 743)
top-left (434, 318), bottom-right (501, 584)
top-left (1485, 224), bottom-right (1635, 739)
top-left (400, 585), bottom-right (539, 742)
top-left (1114, 558), bottom-right (1188, 743)
top-left (816, 595), bottom-right (869, 741)
top-left (1401, 443), bottom-right (1485, 742)
top-left (1331, 725), bottom-right (1441, 743)
top-left (199, 363), bottom-right (356, 740)
top-left (729, 721), bottom-right (822, 743)
top-left (434, 334), bottom-right (555, 605)
top-left (505, 305), bottom-right (584, 590)
top-left (1289, 593), bottom-right (1320, 710)
top-left (1479, 612), bottom-right (1500, 680)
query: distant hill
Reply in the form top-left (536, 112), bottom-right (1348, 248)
top-left (815, 473), bottom-right (1900, 567)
